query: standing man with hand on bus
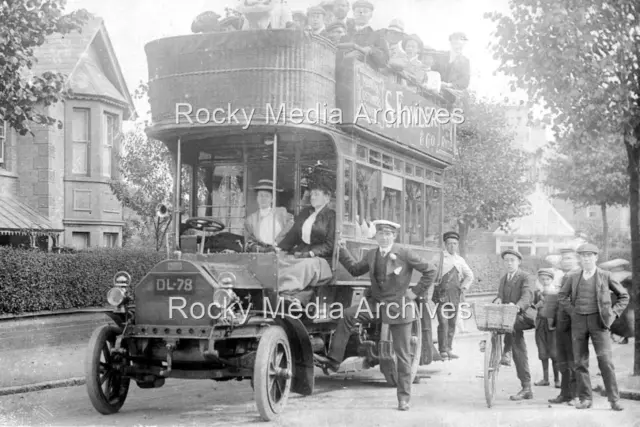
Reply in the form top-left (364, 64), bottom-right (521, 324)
top-left (433, 231), bottom-right (474, 359)
top-left (316, 219), bottom-right (438, 411)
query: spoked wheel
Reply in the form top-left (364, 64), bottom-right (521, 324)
top-left (85, 325), bottom-right (130, 414)
top-left (484, 332), bottom-right (502, 408)
top-left (379, 319), bottom-right (422, 387)
top-left (254, 326), bottom-right (292, 421)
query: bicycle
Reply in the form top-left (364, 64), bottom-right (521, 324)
top-left (472, 302), bottom-right (519, 408)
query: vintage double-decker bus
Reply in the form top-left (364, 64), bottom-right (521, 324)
top-left (86, 29), bottom-right (458, 421)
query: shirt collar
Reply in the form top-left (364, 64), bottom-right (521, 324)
top-left (583, 268), bottom-right (596, 278)
top-left (311, 203), bottom-right (327, 214)
top-left (379, 244), bottom-right (393, 256)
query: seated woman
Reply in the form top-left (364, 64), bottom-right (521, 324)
top-left (244, 179), bottom-right (294, 252)
top-left (275, 176), bottom-right (336, 302)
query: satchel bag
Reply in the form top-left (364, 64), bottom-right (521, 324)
top-left (520, 304), bottom-right (537, 330)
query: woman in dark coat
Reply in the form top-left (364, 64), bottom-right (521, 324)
top-left (276, 176), bottom-right (336, 301)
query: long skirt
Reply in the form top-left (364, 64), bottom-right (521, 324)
top-left (535, 317), bottom-right (557, 360)
top-left (277, 255), bottom-right (332, 292)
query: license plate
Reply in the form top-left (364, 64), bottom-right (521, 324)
top-left (154, 277), bottom-right (195, 294)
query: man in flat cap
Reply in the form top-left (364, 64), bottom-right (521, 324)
top-left (549, 247), bottom-right (580, 406)
top-left (332, 0), bottom-right (352, 28)
top-left (558, 243), bottom-right (629, 411)
top-left (306, 6), bottom-right (326, 35)
top-left (493, 249), bottom-right (536, 401)
top-left (322, 21), bottom-right (348, 44)
top-left (338, 0), bottom-right (389, 70)
top-left (432, 231), bottom-right (474, 359)
top-left (317, 219), bottom-right (438, 411)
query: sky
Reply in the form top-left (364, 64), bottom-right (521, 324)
top-left (63, 0), bottom-right (524, 111)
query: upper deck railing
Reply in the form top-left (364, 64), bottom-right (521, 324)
top-left (145, 29), bottom-right (457, 166)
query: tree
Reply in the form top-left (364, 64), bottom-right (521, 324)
top-left (486, 0), bottom-right (640, 374)
top-left (0, 0), bottom-right (91, 135)
top-left (545, 133), bottom-right (628, 260)
top-left (109, 123), bottom-right (174, 252)
top-left (443, 94), bottom-right (534, 256)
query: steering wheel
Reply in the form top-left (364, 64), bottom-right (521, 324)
top-left (185, 217), bottom-right (225, 233)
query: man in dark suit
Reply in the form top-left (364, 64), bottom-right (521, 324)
top-left (338, 0), bottom-right (389, 70)
top-left (315, 220), bottom-right (438, 411)
top-left (493, 249), bottom-right (535, 401)
top-left (558, 243), bottom-right (629, 411)
top-left (437, 32), bottom-right (471, 91)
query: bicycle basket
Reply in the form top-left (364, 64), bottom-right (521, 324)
top-left (472, 302), bottom-right (519, 333)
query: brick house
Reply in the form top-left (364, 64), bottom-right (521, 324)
top-left (0, 18), bottom-right (135, 249)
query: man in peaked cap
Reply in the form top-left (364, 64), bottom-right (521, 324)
top-left (493, 248), bottom-right (536, 401)
top-left (318, 219), bottom-right (438, 411)
top-left (432, 231), bottom-right (474, 359)
top-left (306, 5), bottom-right (327, 35)
top-left (558, 243), bottom-right (629, 411)
top-left (338, 0), bottom-right (389, 70)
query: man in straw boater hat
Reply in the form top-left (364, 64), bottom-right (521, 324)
top-left (316, 219), bottom-right (438, 411)
top-left (493, 248), bottom-right (536, 401)
top-left (243, 179), bottom-right (293, 253)
top-left (548, 247), bottom-right (580, 406)
top-left (432, 231), bottom-right (474, 360)
top-left (558, 243), bottom-right (629, 411)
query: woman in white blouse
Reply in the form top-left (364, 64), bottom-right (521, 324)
top-left (276, 177), bottom-right (336, 301)
top-left (244, 179), bottom-right (293, 252)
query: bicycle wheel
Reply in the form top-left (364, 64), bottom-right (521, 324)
top-left (484, 332), bottom-right (502, 408)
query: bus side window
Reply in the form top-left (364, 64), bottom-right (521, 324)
top-left (355, 164), bottom-right (380, 239)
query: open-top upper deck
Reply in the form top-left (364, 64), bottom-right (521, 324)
top-left (144, 29), bottom-right (458, 168)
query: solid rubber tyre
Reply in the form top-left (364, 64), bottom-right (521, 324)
top-left (253, 326), bottom-right (292, 421)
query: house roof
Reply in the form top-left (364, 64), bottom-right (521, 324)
top-left (493, 189), bottom-right (575, 237)
top-left (32, 17), bottom-right (136, 120)
top-left (0, 197), bottom-right (63, 236)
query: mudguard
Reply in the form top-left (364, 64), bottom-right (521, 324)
top-left (273, 315), bottom-right (314, 396)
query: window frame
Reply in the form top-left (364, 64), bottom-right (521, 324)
top-left (0, 118), bottom-right (6, 166)
top-left (72, 108), bottom-right (91, 175)
top-left (102, 112), bottom-right (117, 178)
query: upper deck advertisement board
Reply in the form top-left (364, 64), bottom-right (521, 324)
top-left (337, 59), bottom-right (459, 165)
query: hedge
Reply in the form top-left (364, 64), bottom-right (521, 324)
top-left (0, 247), bottom-right (166, 315)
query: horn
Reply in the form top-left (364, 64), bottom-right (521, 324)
top-left (156, 203), bottom-right (170, 218)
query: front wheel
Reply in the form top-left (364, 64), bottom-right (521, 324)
top-left (484, 332), bottom-right (502, 408)
top-left (85, 325), bottom-right (130, 414)
top-left (253, 326), bottom-right (292, 421)
top-left (379, 319), bottom-right (422, 387)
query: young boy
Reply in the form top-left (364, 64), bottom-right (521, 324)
top-left (534, 268), bottom-right (560, 388)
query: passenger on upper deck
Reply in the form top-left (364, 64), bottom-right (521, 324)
top-left (386, 20), bottom-right (408, 71)
top-left (237, 0), bottom-right (293, 30)
top-left (244, 179), bottom-right (294, 253)
top-left (321, 1), bottom-right (336, 26)
top-left (306, 6), bottom-right (327, 35)
top-left (220, 15), bottom-right (243, 32)
top-left (400, 33), bottom-right (427, 84)
top-left (276, 176), bottom-right (336, 297)
top-left (338, 0), bottom-right (389, 70)
top-left (421, 48), bottom-right (443, 93)
top-left (323, 21), bottom-right (348, 44)
top-left (332, 0), bottom-right (353, 28)
top-left (291, 10), bottom-right (307, 30)
top-left (191, 11), bottom-right (222, 33)
top-left (436, 32), bottom-right (471, 91)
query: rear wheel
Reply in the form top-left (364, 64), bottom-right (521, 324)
top-left (379, 319), bottom-right (422, 387)
top-left (85, 325), bottom-right (130, 414)
top-left (254, 326), bottom-right (292, 421)
top-left (484, 332), bottom-right (502, 408)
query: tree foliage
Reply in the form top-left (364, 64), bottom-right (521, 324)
top-left (0, 0), bottom-right (91, 135)
top-left (545, 134), bottom-right (628, 207)
top-left (486, 0), bottom-right (640, 374)
top-left (444, 93), bottom-right (534, 255)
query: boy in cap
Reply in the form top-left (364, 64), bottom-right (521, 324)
top-left (558, 243), bottom-right (629, 411)
top-left (323, 21), bottom-right (348, 44)
top-left (317, 219), bottom-right (438, 411)
top-left (534, 268), bottom-right (560, 388)
top-left (549, 247), bottom-right (580, 405)
top-left (493, 249), bottom-right (535, 401)
top-left (433, 231), bottom-right (474, 359)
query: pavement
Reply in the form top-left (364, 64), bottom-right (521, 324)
top-left (2, 330), bottom-right (640, 427)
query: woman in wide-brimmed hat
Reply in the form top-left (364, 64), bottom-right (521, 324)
top-left (244, 179), bottom-right (294, 253)
top-left (276, 174), bottom-right (336, 303)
